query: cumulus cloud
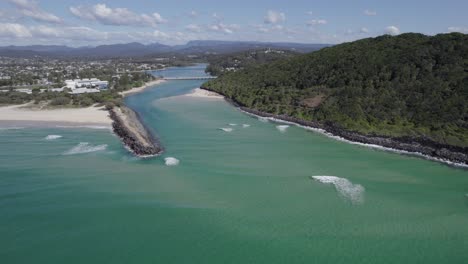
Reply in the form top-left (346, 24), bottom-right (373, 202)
top-left (385, 25), bottom-right (400, 35)
top-left (0, 22), bottom-right (32, 38)
top-left (448, 27), bottom-right (468, 33)
top-left (8, 0), bottom-right (62, 24)
top-left (364, 9), bottom-right (377, 16)
top-left (69, 3), bottom-right (167, 27)
top-left (152, 30), bottom-right (169, 39)
top-left (209, 23), bottom-right (239, 34)
top-left (185, 24), bottom-right (201, 32)
top-left (264, 10), bottom-right (286, 24)
top-left (307, 19), bottom-right (327, 26)
top-left (360, 27), bottom-right (369, 33)
top-left (0, 22), bottom-right (183, 44)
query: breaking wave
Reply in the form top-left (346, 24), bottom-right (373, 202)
top-left (276, 125), bottom-right (289, 133)
top-left (164, 157), bottom-right (180, 166)
top-left (45, 135), bottom-right (62, 140)
top-left (240, 109), bottom-right (468, 168)
top-left (0, 127), bottom-right (25, 131)
top-left (311, 176), bottom-right (365, 204)
top-left (63, 142), bottom-right (108, 155)
top-left (228, 123), bottom-right (237, 126)
top-left (218, 127), bottom-right (233, 132)
top-left (242, 124), bottom-right (251, 128)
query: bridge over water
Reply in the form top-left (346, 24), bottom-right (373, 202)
top-left (161, 76), bottom-right (217, 80)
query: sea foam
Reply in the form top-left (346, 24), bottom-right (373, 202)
top-left (311, 176), bottom-right (365, 204)
top-left (0, 127), bottom-right (25, 131)
top-left (164, 157), bottom-right (180, 166)
top-left (276, 125), bottom-right (289, 133)
top-left (63, 142), bottom-right (108, 155)
top-left (242, 124), bottom-right (251, 128)
top-left (228, 123), bottom-right (237, 126)
top-left (240, 109), bottom-right (468, 168)
top-left (45, 135), bottom-right (62, 140)
top-left (218, 127), bottom-right (233, 132)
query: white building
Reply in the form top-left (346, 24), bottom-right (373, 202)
top-left (65, 78), bottom-right (109, 90)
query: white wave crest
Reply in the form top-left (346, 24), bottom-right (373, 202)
top-left (164, 157), bottom-right (180, 166)
top-left (218, 127), bottom-right (233, 132)
top-left (311, 176), bottom-right (365, 204)
top-left (240, 109), bottom-right (468, 168)
top-left (242, 124), bottom-right (250, 128)
top-left (0, 127), bottom-right (25, 131)
top-left (45, 135), bottom-right (62, 140)
top-left (258, 117), bottom-right (269, 123)
top-left (228, 123), bottom-right (237, 126)
top-left (63, 142), bottom-right (108, 155)
top-left (276, 125), bottom-right (289, 133)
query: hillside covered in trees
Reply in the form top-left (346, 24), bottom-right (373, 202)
top-left (205, 49), bottom-right (299, 76)
top-left (203, 33), bottom-right (468, 148)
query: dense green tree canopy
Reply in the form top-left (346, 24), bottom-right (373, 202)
top-left (203, 33), bottom-right (468, 147)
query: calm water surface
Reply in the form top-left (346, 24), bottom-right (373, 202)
top-left (1, 64), bottom-right (467, 263)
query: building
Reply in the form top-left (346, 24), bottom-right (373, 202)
top-left (65, 78), bottom-right (109, 90)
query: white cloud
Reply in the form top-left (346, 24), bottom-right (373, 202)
top-left (448, 27), bottom-right (468, 33)
top-left (8, 0), bottom-right (62, 24)
top-left (306, 11), bottom-right (313, 15)
top-left (0, 21), bottom-right (196, 45)
top-left (185, 24), bottom-right (201, 33)
top-left (152, 30), bottom-right (169, 39)
top-left (364, 9), bottom-right (377, 16)
top-left (307, 19), bottom-right (327, 26)
top-left (209, 23), bottom-right (239, 34)
top-left (0, 22), bottom-right (32, 38)
top-left (385, 25), bottom-right (400, 35)
top-left (32, 24), bottom-right (61, 37)
top-left (360, 27), bottom-right (369, 33)
top-left (264, 10), bottom-right (286, 24)
top-left (69, 3), bottom-right (167, 27)
top-left (272, 25), bottom-right (284, 31)
top-left (189, 10), bottom-right (198, 18)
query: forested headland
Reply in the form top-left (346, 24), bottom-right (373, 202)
top-left (203, 33), bottom-right (468, 150)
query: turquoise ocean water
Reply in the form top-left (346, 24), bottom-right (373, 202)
top-left (1, 64), bottom-right (467, 263)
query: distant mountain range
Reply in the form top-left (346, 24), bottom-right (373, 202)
top-left (0, 41), bottom-right (331, 58)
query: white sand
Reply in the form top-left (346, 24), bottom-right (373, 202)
top-left (184, 88), bottom-right (224, 99)
top-left (119, 79), bottom-right (166, 97)
top-left (0, 104), bottom-right (111, 125)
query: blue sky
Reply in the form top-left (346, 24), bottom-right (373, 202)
top-left (0, 0), bottom-right (467, 46)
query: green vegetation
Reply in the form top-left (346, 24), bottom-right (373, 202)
top-left (112, 72), bottom-right (155, 91)
top-left (0, 89), bottom-right (124, 108)
top-left (203, 33), bottom-right (468, 147)
top-left (0, 72), bottom-right (156, 107)
top-left (205, 49), bottom-right (299, 76)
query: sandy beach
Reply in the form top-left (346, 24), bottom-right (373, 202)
top-left (0, 104), bottom-right (112, 126)
top-left (119, 79), bottom-right (166, 97)
top-left (184, 88), bottom-right (224, 99)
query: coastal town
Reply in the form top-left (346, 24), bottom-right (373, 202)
top-left (0, 54), bottom-right (202, 94)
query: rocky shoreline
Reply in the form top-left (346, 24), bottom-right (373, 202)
top-left (200, 87), bottom-right (468, 167)
top-left (108, 106), bottom-right (163, 157)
